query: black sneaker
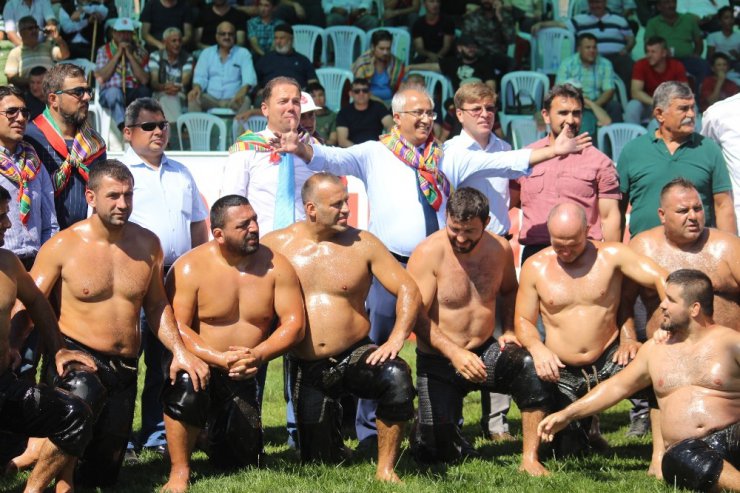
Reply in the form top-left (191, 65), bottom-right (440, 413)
top-left (625, 415), bottom-right (651, 437)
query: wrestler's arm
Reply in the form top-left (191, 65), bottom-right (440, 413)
top-left (496, 238), bottom-right (520, 348)
top-left (613, 243), bottom-right (667, 300)
top-left (539, 341), bottom-right (654, 442)
top-left (364, 232), bottom-right (422, 365)
top-left (615, 277), bottom-right (642, 365)
top-left (514, 258), bottom-right (564, 382)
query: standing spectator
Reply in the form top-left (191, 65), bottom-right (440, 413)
top-left (307, 81), bottom-right (338, 145)
top-left (256, 24), bottom-right (318, 90)
top-left (323, 0), bottom-right (380, 30)
top-left (410, 0), bottom-right (454, 64)
top-left (188, 21), bottom-right (256, 114)
top-left (248, 0), bottom-right (284, 58)
top-left (5, 16), bottom-right (69, 88)
top-left (699, 52), bottom-right (739, 112)
top-left (625, 36), bottom-right (687, 125)
top-left (94, 16), bottom-right (151, 129)
top-left (352, 30), bottom-right (406, 104)
top-left (462, 0), bottom-right (514, 62)
top-left (149, 27), bottom-right (193, 127)
top-left (195, 0), bottom-right (247, 50)
top-left (139, 0), bottom-right (193, 52)
top-left (336, 78), bottom-right (393, 147)
top-left (22, 65), bottom-right (46, 119)
top-left (2, 0), bottom-right (56, 47)
top-left (57, 0), bottom-right (108, 60)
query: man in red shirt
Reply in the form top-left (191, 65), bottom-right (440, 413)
top-left (625, 36), bottom-right (687, 124)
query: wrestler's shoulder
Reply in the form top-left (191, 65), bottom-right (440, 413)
top-left (706, 227), bottom-right (740, 250)
top-left (410, 230), bottom-right (446, 259)
top-left (0, 249), bottom-right (23, 272)
top-left (170, 242), bottom-right (218, 273)
top-left (123, 223), bottom-right (164, 249)
top-left (629, 226), bottom-right (664, 251)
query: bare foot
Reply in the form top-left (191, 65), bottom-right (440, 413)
top-left (375, 469), bottom-right (402, 483)
top-left (647, 456), bottom-right (663, 480)
top-left (161, 466), bottom-right (190, 493)
top-left (519, 458), bottom-right (550, 477)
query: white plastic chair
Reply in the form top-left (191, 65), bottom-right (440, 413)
top-left (366, 27), bottom-right (411, 65)
top-left (498, 71), bottom-right (550, 135)
top-left (510, 118), bottom-right (547, 149)
top-left (316, 68), bottom-right (352, 112)
top-left (530, 27), bottom-right (575, 75)
top-left (176, 113), bottom-right (227, 151)
top-left (597, 123), bottom-right (647, 162)
top-left (59, 58), bottom-right (96, 77)
top-left (232, 115), bottom-right (267, 141)
top-left (88, 79), bottom-right (112, 143)
top-left (613, 77), bottom-right (629, 121)
top-left (325, 26), bottom-right (366, 71)
top-left (292, 24), bottom-right (325, 66)
top-left (406, 70), bottom-right (453, 111)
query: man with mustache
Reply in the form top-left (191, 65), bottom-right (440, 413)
top-left (161, 194), bottom-right (305, 493)
top-left (539, 268), bottom-right (740, 492)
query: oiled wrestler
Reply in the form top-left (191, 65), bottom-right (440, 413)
top-left (262, 172), bottom-right (421, 483)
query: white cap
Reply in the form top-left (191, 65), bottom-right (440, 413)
top-left (113, 17), bottom-right (135, 32)
top-left (300, 91), bottom-right (321, 114)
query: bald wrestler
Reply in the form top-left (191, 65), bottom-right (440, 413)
top-left (515, 202), bottom-right (667, 456)
top-left (262, 173), bottom-right (421, 483)
top-left (161, 194), bottom-right (305, 493)
top-left (407, 187), bottom-right (554, 476)
top-left (13, 160), bottom-right (208, 491)
top-left (539, 269), bottom-right (740, 492)
top-left (0, 186), bottom-right (96, 493)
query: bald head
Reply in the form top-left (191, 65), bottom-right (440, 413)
top-left (301, 172), bottom-right (345, 205)
top-left (547, 203), bottom-right (589, 263)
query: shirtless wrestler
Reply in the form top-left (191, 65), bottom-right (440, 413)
top-left (12, 160), bottom-right (209, 491)
top-left (515, 202), bottom-right (667, 457)
top-left (407, 187), bottom-right (554, 476)
top-left (161, 194), bottom-right (305, 493)
top-left (261, 173), bottom-right (421, 483)
top-left (539, 269), bottom-right (740, 493)
top-left (0, 187), bottom-right (96, 493)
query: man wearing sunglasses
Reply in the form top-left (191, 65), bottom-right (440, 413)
top-left (4, 16), bottom-right (69, 89)
top-left (336, 78), bottom-right (393, 148)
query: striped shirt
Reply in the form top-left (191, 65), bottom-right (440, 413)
top-left (567, 13), bottom-right (633, 55)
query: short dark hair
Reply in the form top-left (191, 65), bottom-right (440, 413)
top-left (660, 177), bottom-right (698, 205)
top-left (29, 66), bottom-right (48, 77)
top-left (124, 97), bottom-right (165, 127)
top-left (351, 78), bottom-right (370, 88)
top-left (577, 33), bottom-right (598, 47)
top-left (18, 16), bottom-right (38, 30)
top-left (306, 81), bottom-right (325, 94)
top-left (645, 36), bottom-right (667, 50)
top-left (210, 195), bottom-right (251, 231)
top-left (87, 159), bottom-right (134, 191)
top-left (0, 187), bottom-right (10, 202)
top-left (42, 63), bottom-right (85, 99)
top-left (446, 187), bottom-right (489, 223)
top-left (0, 85), bottom-right (24, 104)
top-left (301, 172), bottom-right (344, 205)
top-left (718, 5), bottom-right (732, 17)
top-left (543, 83), bottom-right (584, 111)
top-left (370, 29), bottom-right (392, 47)
top-left (711, 52), bottom-right (732, 66)
top-left (666, 269), bottom-right (714, 317)
top-left (263, 76), bottom-right (300, 103)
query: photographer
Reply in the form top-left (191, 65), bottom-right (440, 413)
top-left (58, 0), bottom-right (108, 60)
top-left (4, 16), bottom-right (69, 89)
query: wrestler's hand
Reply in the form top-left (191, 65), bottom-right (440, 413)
top-left (498, 330), bottom-right (521, 349)
top-left (55, 349), bottom-right (97, 377)
top-left (652, 328), bottom-right (670, 344)
top-left (226, 345), bottom-right (261, 380)
top-left (450, 347), bottom-right (487, 383)
top-left (171, 349), bottom-right (210, 391)
top-left (537, 411), bottom-right (571, 442)
top-left (530, 345), bottom-right (565, 383)
top-left (366, 335), bottom-right (404, 366)
top-left (552, 126), bottom-right (591, 156)
top-left (613, 339), bottom-right (642, 366)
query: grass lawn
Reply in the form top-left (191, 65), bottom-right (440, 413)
top-left (0, 343), bottom-right (684, 493)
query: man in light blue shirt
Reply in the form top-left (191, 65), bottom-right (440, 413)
top-left (188, 21), bottom-right (256, 114)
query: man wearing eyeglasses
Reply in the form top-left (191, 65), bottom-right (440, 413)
top-left (336, 78), bottom-right (393, 148)
top-left (119, 97), bottom-right (208, 461)
top-left (4, 16), bottom-right (69, 89)
top-left (2, 0), bottom-right (56, 47)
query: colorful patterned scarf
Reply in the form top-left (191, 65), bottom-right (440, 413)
top-left (0, 142), bottom-right (42, 225)
top-left (229, 128), bottom-right (320, 161)
top-left (352, 50), bottom-right (406, 92)
top-left (380, 127), bottom-right (449, 211)
top-left (34, 108), bottom-right (106, 195)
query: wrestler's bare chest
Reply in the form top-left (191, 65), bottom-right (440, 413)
top-left (62, 248), bottom-right (152, 302)
top-left (537, 259), bottom-right (621, 310)
top-left (651, 342), bottom-right (734, 396)
top-left (287, 243), bottom-right (371, 299)
top-left (436, 253), bottom-right (502, 309)
top-left (648, 244), bottom-right (738, 296)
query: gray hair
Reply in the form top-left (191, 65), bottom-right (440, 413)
top-left (653, 81), bottom-right (693, 112)
top-left (391, 82), bottom-right (434, 114)
top-left (162, 27), bottom-right (182, 40)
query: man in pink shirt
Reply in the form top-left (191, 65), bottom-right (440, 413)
top-left (511, 83), bottom-right (621, 264)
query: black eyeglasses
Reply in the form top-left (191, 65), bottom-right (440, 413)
top-left (460, 105), bottom-right (497, 117)
top-left (54, 86), bottom-right (94, 99)
top-left (128, 121), bottom-right (169, 131)
top-left (352, 88), bottom-right (370, 94)
top-left (0, 107), bottom-right (30, 119)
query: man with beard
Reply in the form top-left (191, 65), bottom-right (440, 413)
top-left (539, 269), bottom-right (740, 492)
top-left (161, 194), bottom-right (305, 493)
top-left (407, 187), bottom-right (554, 475)
top-left (511, 84), bottom-right (621, 264)
top-left (255, 24), bottom-right (318, 92)
top-left (352, 30), bottom-right (406, 104)
top-left (25, 63), bottom-right (106, 230)
top-left (515, 203), bottom-right (667, 461)
top-left (261, 173), bottom-right (419, 483)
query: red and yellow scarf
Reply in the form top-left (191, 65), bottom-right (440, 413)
top-left (0, 142), bottom-right (43, 225)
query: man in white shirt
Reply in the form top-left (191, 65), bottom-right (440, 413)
top-left (2, 0), bottom-right (56, 46)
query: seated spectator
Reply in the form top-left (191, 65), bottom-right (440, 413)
top-left (699, 52), bottom-right (739, 112)
top-left (188, 21), bottom-right (255, 114)
top-left (504, 0), bottom-right (542, 33)
top-left (299, 91), bottom-right (324, 141)
top-left (625, 36), bottom-right (687, 124)
top-left (139, 0), bottom-right (193, 52)
top-left (462, 0), bottom-right (514, 63)
top-left (677, 0), bottom-right (728, 33)
top-left (431, 35), bottom-right (497, 92)
top-left (256, 24), bottom-right (318, 90)
top-left (306, 81), bottom-right (337, 145)
top-left (411, 0), bottom-right (454, 64)
top-left (58, 0), bottom-right (108, 60)
top-left (438, 97), bottom-right (461, 142)
top-left (556, 33), bottom-right (619, 135)
top-left (273, 0), bottom-right (307, 25)
top-left (607, 0), bottom-right (635, 18)
top-left (196, 0), bottom-right (247, 50)
top-left (248, 0), bottom-right (284, 57)
top-left (644, 0), bottom-right (709, 90)
top-left (336, 78), bottom-right (393, 147)
top-left (383, 0), bottom-right (420, 27)
top-left (5, 16), bottom-right (68, 88)
top-left (707, 7), bottom-right (739, 78)
top-left (351, 30), bottom-right (405, 104)
top-left (23, 65), bottom-right (46, 118)
top-left (2, 0), bottom-right (57, 46)
top-left (323, 0), bottom-right (380, 30)
top-left (94, 16), bottom-right (151, 128)
top-left (149, 27), bottom-right (192, 126)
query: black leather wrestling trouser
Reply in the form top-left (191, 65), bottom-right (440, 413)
top-left (662, 422), bottom-right (740, 492)
top-left (44, 337), bottom-right (137, 487)
top-left (412, 340), bottom-right (554, 464)
top-left (162, 369), bottom-right (263, 469)
top-left (0, 368), bottom-right (93, 457)
top-left (287, 338), bottom-right (415, 463)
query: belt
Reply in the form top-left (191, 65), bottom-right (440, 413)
top-left (391, 252), bottom-right (410, 264)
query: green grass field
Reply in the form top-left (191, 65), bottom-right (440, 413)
top-left (0, 344), bottom-right (685, 493)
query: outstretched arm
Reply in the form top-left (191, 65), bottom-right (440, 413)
top-left (614, 244), bottom-right (667, 300)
